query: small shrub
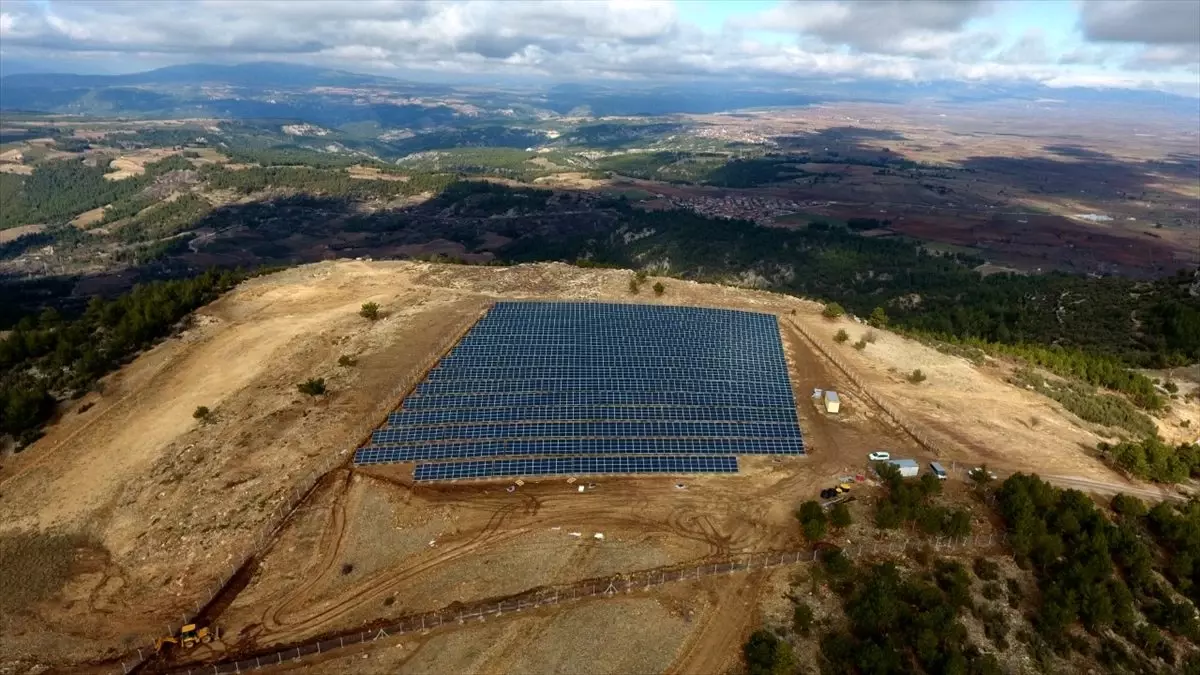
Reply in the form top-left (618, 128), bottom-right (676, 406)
top-left (973, 557), bottom-right (1001, 581)
top-left (982, 582), bottom-right (1003, 601)
top-left (628, 276), bottom-right (640, 294)
top-left (910, 545), bottom-right (934, 567)
top-left (383, 596), bottom-right (395, 606)
top-left (834, 329), bottom-right (849, 344)
top-left (822, 548), bottom-right (853, 577)
top-left (829, 502), bottom-right (852, 529)
top-left (796, 500), bottom-right (828, 542)
top-left (743, 629), bottom-right (796, 675)
top-left (652, 281), bottom-right (665, 296)
top-left (359, 302), bottom-right (380, 320)
top-left (1110, 493), bottom-right (1146, 518)
top-left (852, 339), bottom-right (867, 351)
top-left (864, 330), bottom-right (878, 343)
top-left (634, 269), bottom-right (649, 283)
top-left (192, 406), bottom-right (211, 421)
top-left (792, 601), bottom-right (814, 636)
top-left (298, 378), bottom-right (327, 397)
top-left (822, 302), bottom-right (845, 319)
top-left (981, 606), bottom-right (1010, 648)
top-left (340, 563), bottom-right (354, 575)
top-left (337, 355), bottom-right (357, 367)
top-left (1164, 380), bottom-right (1179, 394)
top-left (907, 369), bottom-right (927, 384)
top-left (869, 306), bottom-right (888, 327)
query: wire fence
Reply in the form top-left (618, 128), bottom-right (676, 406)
top-left (116, 305), bottom-right (957, 672)
top-left (118, 304), bottom-right (491, 672)
top-left (155, 532), bottom-right (1009, 674)
top-left (787, 317), bottom-right (952, 460)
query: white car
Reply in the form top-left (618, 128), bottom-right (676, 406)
top-left (868, 451), bottom-right (891, 462)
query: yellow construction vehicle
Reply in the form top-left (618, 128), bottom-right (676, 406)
top-left (155, 624), bottom-right (214, 654)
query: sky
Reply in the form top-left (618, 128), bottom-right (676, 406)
top-left (0, 0), bottom-right (1197, 96)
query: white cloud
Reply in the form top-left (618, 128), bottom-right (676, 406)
top-left (0, 0), bottom-right (1196, 96)
top-left (734, 0), bottom-right (997, 57)
top-left (1079, 0), bottom-right (1200, 45)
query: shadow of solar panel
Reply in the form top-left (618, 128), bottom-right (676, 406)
top-left (412, 455), bottom-right (739, 481)
top-left (355, 301), bottom-right (806, 469)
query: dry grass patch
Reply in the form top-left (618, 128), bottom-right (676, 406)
top-left (0, 530), bottom-right (98, 614)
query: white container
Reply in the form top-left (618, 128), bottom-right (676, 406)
top-left (824, 390), bottom-right (840, 414)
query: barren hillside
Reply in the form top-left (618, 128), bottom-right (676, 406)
top-left (0, 260), bottom-right (1184, 672)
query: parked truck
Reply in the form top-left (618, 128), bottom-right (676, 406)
top-left (877, 458), bottom-right (919, 478)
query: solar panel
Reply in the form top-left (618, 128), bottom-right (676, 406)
top-left (369, 420), bottom-right (801, 445)
top-left (354, 301), bottom-right (806, 471)
top-left (355, 437), bottom-right (803, 463)
top-left (388, 404), bottom-right (799, 426)
top-left (411, 455), bottom-right (740, 481)
top-left (403, 391), bottom-right (797, 409)
top-left (414, 378), bottom-right (791, 396)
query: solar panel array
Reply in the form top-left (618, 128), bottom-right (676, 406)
top-left (354, 301), bottom-right (805, 481)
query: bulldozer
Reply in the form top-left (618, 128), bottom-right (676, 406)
top-left (155, 623), bottom-right (214, 654)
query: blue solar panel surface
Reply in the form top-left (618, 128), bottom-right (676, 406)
top-left (412, 455), bottom-right (739, 481)
top-left (353, 301), bottom-right (805, 479)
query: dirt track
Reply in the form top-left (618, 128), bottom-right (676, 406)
top-left (0, 259), bottom-right (1182, 673)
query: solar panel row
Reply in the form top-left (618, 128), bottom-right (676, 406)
top-left (427, 366), bottom-right (789, 383)
top-left (415, 378), bottom-right (791, 396)
top-left (353, 301), bottom-right (805, 476)
top-left (412, 455), bottom-right (739, 481)
top-left (437, 355), bottom-right (782, 370)
top-left (370, 420), bottom-right (802, 445)
top-left (402, 391), bottom-right (799, 409)
top-left (388, 404), bottom-right (799, 426)
top-left (446, 348), bottom-right (784, 365)
top-left (357, 437), bottom-right (803, 464)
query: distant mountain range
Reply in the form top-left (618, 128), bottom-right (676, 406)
top-left (1, 61), bottom-right (1196, 121)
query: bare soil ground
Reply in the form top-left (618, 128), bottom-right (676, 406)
top-left (531, 172), bottom-right (608, 189)
top-left (346, 166), bottom-right (408, 182)
top-left (0, 260), bottom-right (1178, 673)
top-left (258, 590), bottom-right (702, 675)
top-left (104, 149), bottom-right (182, 180)
top-left (70, 206), bottom-right (108, 229)
top-left (0, 223), bottom-right (46, 244)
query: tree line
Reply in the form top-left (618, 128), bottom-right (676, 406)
top-left (1, 156), bottom-right (195, 230)
top-left (0, 269), bottom-right (250, 445)
top-left (495, 200), bottom-right (1195, 403)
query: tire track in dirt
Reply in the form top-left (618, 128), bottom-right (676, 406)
top-left (249, 497), bottom-right (527, 642)
top-left (238, 481), bottom-right (773, 652)
top-left (262, 470), bottom-right (354, 631)
top-left (663, 571), bottom-right (769, 675)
